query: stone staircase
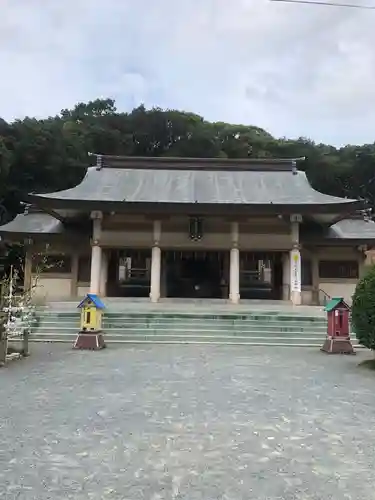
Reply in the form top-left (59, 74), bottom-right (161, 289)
top-left (29, 299), bottom-right (362, 348)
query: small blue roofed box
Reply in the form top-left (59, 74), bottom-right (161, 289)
top-left (77, 294), bottom-right (105, 332)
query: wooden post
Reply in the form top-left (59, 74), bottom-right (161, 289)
top-left (22, 325), bottom-right (30, 357)
top-left (23, 248), bottom-right (32, 293)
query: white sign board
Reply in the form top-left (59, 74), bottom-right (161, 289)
top-left (290, 249), bottom-right (301, 293)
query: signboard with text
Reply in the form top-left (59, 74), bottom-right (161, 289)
top-left (290, 249), bottom-right (301, 293)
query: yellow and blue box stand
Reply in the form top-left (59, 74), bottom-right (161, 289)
top-left (73, 294), bottom-right (106, 350)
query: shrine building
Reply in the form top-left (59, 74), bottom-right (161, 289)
top-left (1, 154), bottom-right (375, 306)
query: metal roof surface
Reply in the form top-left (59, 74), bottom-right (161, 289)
top-left (328, 218), bottom-right (375, 239)
top-left (30, 166), bottom-right (357, 206)
top-left (78, 294), bottom-right (105, 309)
top-left (0, 212), bottom-right (64, 235)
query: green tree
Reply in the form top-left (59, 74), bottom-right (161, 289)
top-left (351, 266), bottom-right (375, 351)
top-left (2, 98), bottom-right (375, 221)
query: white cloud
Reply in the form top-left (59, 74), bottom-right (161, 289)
top-left (0, 0), bottom-right (375, 145)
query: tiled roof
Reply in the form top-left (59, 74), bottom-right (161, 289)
top-left (328, 218), bottom-right (375, 239)
top-left (29, 164), bottom-right (358, 207)
top-left (0, 212), bottom-right (64, 235)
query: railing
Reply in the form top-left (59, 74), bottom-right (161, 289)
top-left (119, 267), bottom-right (150, 282)
top-left (318, 288), bottom-right (331, 306)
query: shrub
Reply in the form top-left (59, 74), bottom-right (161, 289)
top-left (352, 265), bottom-right (375, 351)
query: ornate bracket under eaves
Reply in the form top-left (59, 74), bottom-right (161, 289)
top-left (25, 204), bottom-right (66, 224)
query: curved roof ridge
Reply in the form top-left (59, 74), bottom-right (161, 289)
top-left (90, 154), bottom-right (304, 172)
top-left (28, 167), bottom-right (95, 198)
top-left (297, 171), bottom-right (357, 203)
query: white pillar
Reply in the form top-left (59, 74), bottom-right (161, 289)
top-left (90, 245), bottom-right (102, 294)
top-left (90, 211), bottom-right (103, 295)
top-left (290, 215), bottom-right (302, 306)
top-left (150, 220), bottom-right (162, 303)
top-left (150, 246), bottom-right (161, 303)
top-left (229, 222), bottom-right (240, 304)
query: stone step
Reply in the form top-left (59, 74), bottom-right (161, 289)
top-left (36, 312), bottom-right (327, 323)
top-left (39, 300), bottom-right (322, 309)
top-left (30, 326), bottom-right (357, 338)
top-left (38, 307), bottom-right (324, 315)
top-left (27, 333), bottom-right (362, 348)
top-left (31, 302), bottom-right (348, 348)
top-left (104, 316), bottom-right (327, 324)
top-left (35, 318), bottom-right (329, 329)
top-left (32, 323), bottom-right (327, 335)
top-left (32, 325), bottom-right (332, 338)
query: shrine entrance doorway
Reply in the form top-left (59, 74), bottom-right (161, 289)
top-left (164, 250), bottom-right (227, 299)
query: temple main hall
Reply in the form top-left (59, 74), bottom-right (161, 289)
top-left (1, 155), bottom-right (375, 306)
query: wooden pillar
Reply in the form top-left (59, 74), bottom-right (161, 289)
top-left (23, 248), bottom-right (33, 293)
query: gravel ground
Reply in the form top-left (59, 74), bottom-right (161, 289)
top-left (1, 343), bottom-right (375, 500)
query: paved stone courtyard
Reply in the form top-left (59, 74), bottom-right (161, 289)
top-left (1, 344), bottom-right (375, 500)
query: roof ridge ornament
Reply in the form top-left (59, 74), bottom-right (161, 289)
top-left (88, 152), bottom-right (103, 171)
top-left (292, 156), bottom-right (305, 174)
top-left (22, 203), bottom-right (31, 215)
top-left (356, 197), bottom-right (373, 221)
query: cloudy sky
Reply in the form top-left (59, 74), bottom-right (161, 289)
top-left (1, 0), bottom-right (375, 146)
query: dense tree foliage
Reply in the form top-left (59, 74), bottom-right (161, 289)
top-left (352, 266), bottom-right (375, 351)
top-left (1, 97), bottom-right (375, 224)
